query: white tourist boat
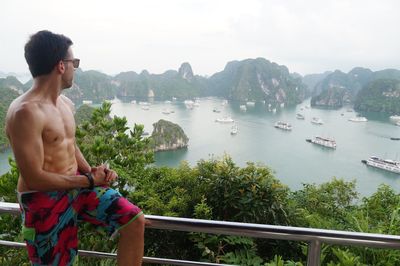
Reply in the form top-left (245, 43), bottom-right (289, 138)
top-left (82, 100), bottom-right (93, 105)
top-left (306, 136), bottom-right (337, 149)
top-left (348, 117), bottom-right (368, 122)
top-left (311, 117), bottom-right (324, 125)
top-left (215, 117), bottom-right (235, 123)
top-left (184, 100), bottom-right (194, 109)
top-left (274, 121), bottom-right (292, 131)
top-left (246, 101), bottom-right (256, 106)
top-left (362, 156), bottom-right (400, 174)
top-left (390, 115), bottom-right (400, 123)
top-left (296, 113), bottom-right (305, 120)
top-left (230, 124), bottom-right (238, 135)
top-left (162, 109), bottom-right (174, 114)
top-left (240, 105), bottom-right (247, 111)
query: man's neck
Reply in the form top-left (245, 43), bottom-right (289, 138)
top-left (31, 75), bottom-right (62, 105)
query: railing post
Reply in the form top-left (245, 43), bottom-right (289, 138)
top-left (307, 239), bottom-right (321, 266)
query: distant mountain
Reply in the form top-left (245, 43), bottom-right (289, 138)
top-left (208, 58), bottom-right (306, 105)
top-left (0, 85), bottom-right (20, 149)
top-left (0, 71), bottom-right (31, 83)
top-left (311, 68), bottom-right (400, 108)
top-left (0, 76), bottom-right (24, 94)
top-left (113, 63), bottom-right (207, 101)
top-left (302, 71), bottom-right (332, 94)
top-left (354, 79), bottom-right (400, 114)
top-left (63, 69), bottom-right (117, 104)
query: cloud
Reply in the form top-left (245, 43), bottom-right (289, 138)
top-left (1, 0), bottom-right (399, 76)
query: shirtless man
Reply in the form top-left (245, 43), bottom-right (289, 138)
top-left (5, 30), bottom-right (145, 266)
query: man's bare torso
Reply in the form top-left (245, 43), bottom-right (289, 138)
top-left (6, 92), bottom-right (78, 192)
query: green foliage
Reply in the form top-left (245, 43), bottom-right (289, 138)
top-left (74, 104), bottom-right (95, 125)
top-left (290, 178), bottom-right (359, 229)
top-left (197, 155), bottom-right (290, 224)
top-left (75, 101), bottom-right (154, 195)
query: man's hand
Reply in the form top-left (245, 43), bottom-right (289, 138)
top-left (91, 165), bottom-right (107, 186)
top-left (104, 168), bottom-right (118, 184)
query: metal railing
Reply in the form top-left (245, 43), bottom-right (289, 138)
top-left (1, 201), bottom-right (400, 265)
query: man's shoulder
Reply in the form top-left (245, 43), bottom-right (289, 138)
top-left (8, 97), bottom-right (45, 121)
top-left (60, 95), bottom-right (75, 112)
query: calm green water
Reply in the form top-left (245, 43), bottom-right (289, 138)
top-left (1, 98), bottom-right (399, 196)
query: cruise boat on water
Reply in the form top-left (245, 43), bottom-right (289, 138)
top-left (162, 109), bottom-right (174, 114)
top-left (296, 113), bottom-right (305, 120)
top-left (306, 136), bottom-right (337, 149)
top-left (348, 117), bottom-right (368, 122)
top-left (240, 105), bottom-right (247, 111)
top-left (362, 156), bottom-right (400, 174)
top-left (246, 101), bottom-right (256, 107)
top-left (311, 117), bottom-right (324, 125)
top-left (230, 124), bottom-right (238, 135)
top-left (389, 115), bottom-right (400, 122)
top-left (215, 117), bottom-right (235, 123)
top-left (274, 121), bottom-right (292, 131)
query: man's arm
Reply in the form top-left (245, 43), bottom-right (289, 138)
top-left (75, 144), bottom-right (91, 173)
top-left (8, 105), bottom-right (101, 191)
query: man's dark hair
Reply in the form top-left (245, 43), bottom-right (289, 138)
top-left (24, 30), bottom-right (73, 78)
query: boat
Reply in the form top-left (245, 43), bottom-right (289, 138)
top-left (311, 117), bottom-right (324, 125)
top-left (274, 121), bottom-right (292, 131)
top-left (230, 124), bottom-right (238, 135)
top-left (390, 137), bottom-right (400, 141)
top-left (240, 105), bottom-right (247, 111)
top-left (361, 156), bottom-right (400, 174)
top-left (389, 115), bottom-right (400, 122)
top-left (296, 113), bottom-right (305, 120)
top-left (306, 136), bottom-right (336, 149)
top-left (246, 101), bottom-right (255, 107)
top-left (139, 101), bottom-right (149, 106)
top-left (215, 117), bottom-right (235, 123)
top-left (184, 100), bottom-right (194, 109)
top-left (162, 109), bottom-right (173, 114)
top-left (348, 117), bottom-right (368, 122)
top-left (82, 100), bottom-right (93, 105)
top-left (164, 100), bottom-right (172, 104)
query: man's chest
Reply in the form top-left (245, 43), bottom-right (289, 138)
top-left (42, 105), bottom-right (75, 145)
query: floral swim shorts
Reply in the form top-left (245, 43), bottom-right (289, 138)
top-left (18, 186), bottom-right (143, 266)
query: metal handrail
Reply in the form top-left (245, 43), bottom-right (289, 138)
top-left (1, 201), bottom-right (400, 265)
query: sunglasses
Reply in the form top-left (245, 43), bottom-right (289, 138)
top-left (63, 58), bottom-right (80, 69)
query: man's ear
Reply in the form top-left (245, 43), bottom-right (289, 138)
top-left (56, 60), bottom-right (66, 74)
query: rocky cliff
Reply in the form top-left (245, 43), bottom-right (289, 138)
top-left (151, 119), bottom-right (189, 151)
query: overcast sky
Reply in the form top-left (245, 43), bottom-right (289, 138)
top-left (1, 0), bottom-right (399, 77)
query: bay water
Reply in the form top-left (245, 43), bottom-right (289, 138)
top-left (1, 97), bottom-right (399, 197)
